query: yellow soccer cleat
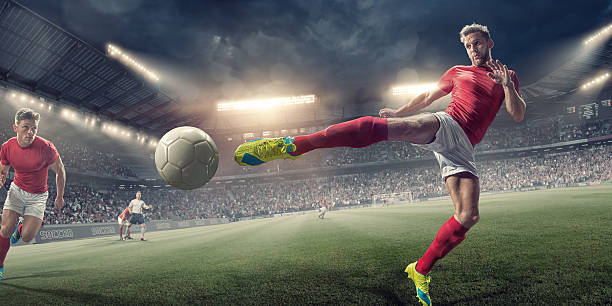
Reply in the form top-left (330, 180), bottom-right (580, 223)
top-left (234, 137), bottom-right (302, 166)
top-left (405, 261), bottom-right (432, 306)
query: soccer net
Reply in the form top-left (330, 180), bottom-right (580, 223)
top-left (372, 191), bottom-right (413, 206)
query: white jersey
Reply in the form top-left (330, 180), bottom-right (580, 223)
top-left (128, 199), bottom-right (147, 214)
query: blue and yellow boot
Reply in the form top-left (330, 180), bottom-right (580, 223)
top-left (234, 137), bottom-right (302, 166)
top-left (405, 261), bottom-right (432, 306)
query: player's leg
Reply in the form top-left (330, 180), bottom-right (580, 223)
top-left (15, 191), bottom-right (47, 244)
top-left (19, 215), bottom-right (43, 243)
top-left (417, 172), bottom-right (479, 274)
top-left (0, 209), bottom-right (20, 280)
top-left (126, 217), bottom-right (133, 239)
top-left (118, 219), bottom-right (124, 240)
top-left (407, 172), bottom-right (479, 306)
top-left (234, 113), bottom-right (439, 166)
top-left (140, 223), bottom-right (146, 241)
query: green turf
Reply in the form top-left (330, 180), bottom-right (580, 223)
top-left (1, 186), bottom-right (611, 305)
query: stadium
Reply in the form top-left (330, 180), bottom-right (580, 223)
top-left (0, 0), bottom-right (611, 305)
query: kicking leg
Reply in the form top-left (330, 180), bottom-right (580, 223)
top-left (235, 113), bottom-right (439, 166)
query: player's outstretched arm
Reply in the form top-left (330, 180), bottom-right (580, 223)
top-left (379, 87), bottom-right (448, 118)
top-left (49, 156), bottom-right (66, 211)
top-left (487, 59), bottom-right (526, 122)
top-left (0, 163), bottom-right (11, 187)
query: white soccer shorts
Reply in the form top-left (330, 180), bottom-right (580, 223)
top-left (2, 182), bottom-right (48, 220)
top-left (414, 112), bottom-right (479, 180)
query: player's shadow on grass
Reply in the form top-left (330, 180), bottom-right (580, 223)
top-left (0, 270), bottom-right (70, 280)
top-left (0, 282), bottom-right (124, 304)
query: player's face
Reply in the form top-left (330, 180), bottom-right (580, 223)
top-left (463, 32), bottom-right (492, 67)
top-left (13, 119), bottom-right (38, 148)
top-left (136, 192), bottom-right (141, 199)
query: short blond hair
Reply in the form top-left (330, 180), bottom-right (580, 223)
top-left (459, 23), bottom-right (491, 43)
top-left (15, 108), bottom-right (40, 126)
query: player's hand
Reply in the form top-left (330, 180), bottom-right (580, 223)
top-left (379, 108), bottom-right (397, 118)
top-left (486, 59), bottom-right (513, 88)
top-left (54, 197), bottom-right (65, 211)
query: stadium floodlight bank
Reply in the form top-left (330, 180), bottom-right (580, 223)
top-left (391, 83), bottom-right (437, 95)
top-left (584, 23), bottom-right (612, 44)
top-left (216, 95), bottom-right (316, 111)
top-left (107, 43), bottom-right (160, 81)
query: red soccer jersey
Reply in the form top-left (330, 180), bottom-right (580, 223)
top-left (437, 65), bottom-right (520, 146)
top-left (119, 207), bottom-right (131, 219)
top-left (0, 136), bottom-right (59, 194)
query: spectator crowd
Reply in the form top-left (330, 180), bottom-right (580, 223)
top-left (1, 144), bottom-right (609, 224)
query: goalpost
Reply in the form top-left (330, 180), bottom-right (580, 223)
top-left (372, 191), bottom-right (413, 206)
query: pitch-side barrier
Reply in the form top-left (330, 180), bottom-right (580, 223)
top-left (10, 218), bottom-right (229, 245)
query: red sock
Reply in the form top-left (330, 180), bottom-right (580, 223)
top-left (119, 226), bottom-right (123, 237)
top-left (0, 236), bottom-right (10, 267)
top-left (291, 116), bottom-right (388, 156)
top-left (416, 216), bottom-right (469, 275)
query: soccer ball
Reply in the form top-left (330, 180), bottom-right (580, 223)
top-left (154, 126), bottom-right (219, 190)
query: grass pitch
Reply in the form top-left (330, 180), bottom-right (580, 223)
top-left (0, 185), bottom-right (611, 305)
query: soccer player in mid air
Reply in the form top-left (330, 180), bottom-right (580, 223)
top-left (234, 24), bottom-right (525, 305)
top-left (118, 205), bottom-right (132, 240)
top-left (0, 108), bottom-right (66, 280)
top-left (125, 191), bottom-right (152, 241)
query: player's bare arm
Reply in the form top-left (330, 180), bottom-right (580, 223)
top-left (379, 87), bottom-right (449, 118)
top-left (487, 59), bottom-right (526, 122)
top-left (0, 163), bottom-right (11, 187)
top-left (49, 156), bottom-right (66, 211)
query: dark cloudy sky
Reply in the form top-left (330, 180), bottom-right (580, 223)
top-left (18, 0), bottom-right (612, 115)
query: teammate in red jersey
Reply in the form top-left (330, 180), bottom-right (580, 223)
top-left (118, 207), bottom-right (132, 241)
top-left (318, 198), bottom-right (328, 219)
top-left (234, 24), bottom-right (526, 305)
top-left (0, 108), bottom-right (66, 280)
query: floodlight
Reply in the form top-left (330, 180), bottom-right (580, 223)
top-left (581, 72), bottom-right (609, 90)
top-left (106, 43), bottom-right (160, 82)
top-left (584, 23), bottom-right (612, 45)
top-left (217, 94), bottom-right (316, 111)
top-left (392, 83), bottom-right (437, 95)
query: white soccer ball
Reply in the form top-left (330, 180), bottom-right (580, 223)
top-left (154, 126), bottom-right (219, 190)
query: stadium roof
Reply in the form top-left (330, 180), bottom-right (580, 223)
top-left (0, 0), bottom-right (199, 133)
top-left (519, 39), bottom-right (612, 121)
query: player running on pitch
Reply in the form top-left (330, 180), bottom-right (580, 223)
top-left (234, 24), bottom-right (525, 305)
top-left (118, 206), bottom-right (132, 240)
top-left (125, 191), bottom-right (152, 241)
top-left (0, 108), bottom-right (66, 280)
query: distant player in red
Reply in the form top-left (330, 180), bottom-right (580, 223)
top-left (0, 108), bottom-right (66, 280)
top-left (318, 199), bottom-right (328, 219)
top-left (118, 207), bottom-right (132, 240)
top-left (234, 24), bottom-right (526, 305)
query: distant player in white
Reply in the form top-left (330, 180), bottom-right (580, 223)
top-left (126, 191), bottom-right (152, 241)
